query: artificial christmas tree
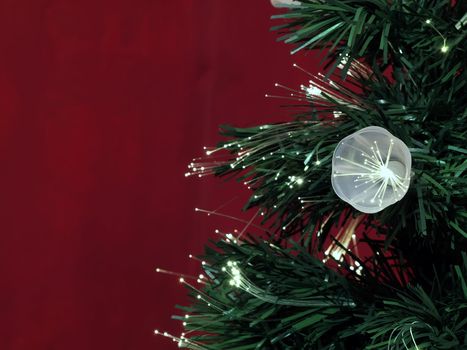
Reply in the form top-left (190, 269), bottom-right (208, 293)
top-left (157, 1), bottom-right (466, 348)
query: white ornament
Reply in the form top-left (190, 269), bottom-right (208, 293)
top-left (331, 126), bottom-right (412, 214)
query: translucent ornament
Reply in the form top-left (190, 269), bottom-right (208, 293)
top-left (331, 126), bottom-right (412, 214)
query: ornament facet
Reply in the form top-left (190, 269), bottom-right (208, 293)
top-left (331, 126), bottom-right (411, 214)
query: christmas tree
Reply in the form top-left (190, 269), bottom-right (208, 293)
top-left (157, 1), bottom-right (467, 349)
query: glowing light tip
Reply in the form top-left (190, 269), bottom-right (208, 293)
top-left (379, 165), bottom-right (394, 180)
top-left (425, 19), bottom-right (431, 24)
top-left (179, 277), bottom-right (184, 283)
top-left (441, 45), bottom-right (449, 53)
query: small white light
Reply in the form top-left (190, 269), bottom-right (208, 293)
top-left (441, 45), bottom-right (449, 53)
top-left (305, 85), bottom-right (322, 96)
top-left (379, 165), bottom-right (394, 180)
top-left (333, 111), bottom-right (342, 119)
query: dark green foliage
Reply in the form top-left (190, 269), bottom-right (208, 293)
top-left (359, 282), bottom-right (467, 349)
top-left (175, 1), bottom-right (467, 349)
top-left (214, 57), bottom-right (466, 252)
top-left (177, 237), bottom-right (467, 349)
top-left (272, 0), bottom-right (466, 76)
top-left (208, 0), bottom-right (467, 249)
top-left (215, 119), bottom-right (352, 246)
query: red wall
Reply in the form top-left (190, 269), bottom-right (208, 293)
top-left (0, 1), bottom-right (319, 349)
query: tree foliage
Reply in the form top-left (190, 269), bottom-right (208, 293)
top-left (174, 1), bottom-right (467, 349)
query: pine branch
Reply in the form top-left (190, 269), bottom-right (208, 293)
top-left (189, 60), bottom-right (466, 250)
top-left (272, 0), bottom-right (467, 77)
top-left (171, 2), bottom-right (467, 349)
top-left (175, 235), bottom-right (467, 349)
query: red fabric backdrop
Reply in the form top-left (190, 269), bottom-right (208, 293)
top-left (0, 1), bottom-right (319, 349)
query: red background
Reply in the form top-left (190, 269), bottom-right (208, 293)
top-left (0, 1), bottom-right (319, 349)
